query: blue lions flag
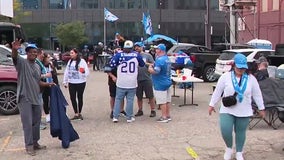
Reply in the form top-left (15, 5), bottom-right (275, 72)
top-left (104, 8), bottom-right (119, 22)
top-left (142, 12), bottom-right (153, 35)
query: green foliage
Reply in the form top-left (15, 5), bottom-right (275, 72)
top-left (55, 21), bottom-right (88, 49)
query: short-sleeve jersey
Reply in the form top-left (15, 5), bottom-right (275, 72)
top-left (152, 55), bottom-right (172, 91)
top-left (109, 51), bottom-right (145, 88)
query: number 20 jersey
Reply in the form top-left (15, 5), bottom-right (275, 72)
top-left (109, 51), bottom-right (145, 88)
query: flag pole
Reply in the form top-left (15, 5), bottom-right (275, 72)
top-left (104, 14), bottom-right (106, 47)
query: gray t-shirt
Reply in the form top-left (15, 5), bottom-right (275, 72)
top-left (13, 56), bottom-right (41, 105)
top-left (137, 52), bottom-right (154, 81)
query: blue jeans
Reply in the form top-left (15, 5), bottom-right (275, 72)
top-left (113, 87), bottom-right (136, 120)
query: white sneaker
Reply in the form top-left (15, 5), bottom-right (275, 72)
top-left (224, 147), bottom-right (233, 160)
top-left (236, 152), bottom-right (244, 160)
top-left (46, 114), bottom-right (50, 123)
top-left (112, 118), bottom-right (118, 123)
top-left (126, 117), bottom-right (135, 123)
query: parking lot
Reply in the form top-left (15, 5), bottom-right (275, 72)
top-left (0, 69), bottom-right (284, 160)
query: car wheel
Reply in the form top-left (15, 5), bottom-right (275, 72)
top-left (0, 85), bottom-right (19, 115)
top-left (203, 65), bottom-right (218, 82)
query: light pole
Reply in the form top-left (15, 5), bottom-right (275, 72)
top-left (158, 0), bottom-right (162, 31)
top-left (279, 0), bottom-right (284, 43)
top-left (228, 0), bottom-right (236, 44)
top-left (205, 0), bottom-right (211, 49)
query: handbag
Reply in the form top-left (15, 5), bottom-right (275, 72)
top-left (222, 74), bottom-right (242, 107)
top-left (222, 92), bottom-right (237, 107)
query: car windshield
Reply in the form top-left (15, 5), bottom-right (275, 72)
top-left (0, 56), bottom-right (13, 66)
top-left (219, 51), bottom-right (252, 60)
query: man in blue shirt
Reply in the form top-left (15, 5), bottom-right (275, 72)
top-left (148, 44), bottom-right (172, 123)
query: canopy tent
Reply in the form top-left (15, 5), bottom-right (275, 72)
top-left (143, 34), bottom-right (177, 51)
top-left (144, 34), bottom-right (177, 44)
top-left (247, 39), bottom-right (272, 49)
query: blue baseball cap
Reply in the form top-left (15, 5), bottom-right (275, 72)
top-left (134, 42), bottom-right (144, 47)
top-left (154, 43), bottom-right (166, 52)
top-left (234, 53), bottom-right (248, 69)
top-left (25, 44), bottom-right (38, 52)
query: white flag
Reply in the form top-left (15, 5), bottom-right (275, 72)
top-left (104, 8), bottom-right (119, 22)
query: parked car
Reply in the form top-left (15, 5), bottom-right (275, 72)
top-left (211, 43), bottom-right (255, 52)
top-left (0, 45), bottom-right (12, 59)
top-left (266, 43), bottom-right (284, 67)
top-left (167, 43), bottom-right (221, 82)
top-left (0, 55), bottom-right (18, 115)
top-left (61, 51), bottom-right (71, 65)
top-left (167, 43), bottom-right (211, 55)
top-left (214, 48), bottom-right (275, 77)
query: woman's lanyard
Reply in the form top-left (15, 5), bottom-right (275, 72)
top-left (231, 71), bottom-right (248, 102)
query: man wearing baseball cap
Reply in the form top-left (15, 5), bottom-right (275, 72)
top-left (134, 42), bottom-right (156, 117)
top-left (109, 40), bottom-right (145, 123)
top-left (11, 40), bottom-right (55, 156)
top-left (254, 56), bottom-right (269, 81)
top-left (148, 43), bottom-right (172, 123)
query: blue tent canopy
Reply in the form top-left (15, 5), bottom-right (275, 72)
top-left (144, 34), bottom-right (177, 44)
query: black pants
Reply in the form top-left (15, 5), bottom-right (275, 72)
top-left (93, 57), bottom-right (100, 70)
top-left (68, 82), bottom-right (86, 114)
top-left (42, 87), bottom-right (51, 114)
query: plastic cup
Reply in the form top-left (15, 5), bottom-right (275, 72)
top-left (79, 67), bottom-right (85, 73)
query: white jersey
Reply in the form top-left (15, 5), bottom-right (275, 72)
top-left (109, 51), bottom-right (145, 88)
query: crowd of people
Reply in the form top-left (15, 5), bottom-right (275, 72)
top-left (11, 35), bottom-right (273, 159)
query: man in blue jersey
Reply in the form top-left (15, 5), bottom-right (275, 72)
top-left (109, 40), bottom-right (145, 123)
top-left (148, 44), bottom-right (172, 123)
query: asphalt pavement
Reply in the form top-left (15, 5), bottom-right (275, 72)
top-left (0, 68), bottom-right (284, 160)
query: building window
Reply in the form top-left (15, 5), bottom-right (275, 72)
top-left (211, 0), bottom-right (219, 11)
top-left (21, 0), bottom-right (41, 9)
top-left (78, 0), bottom-right (98, 9)
top-left (142, 0), bottom-right (157, 9)
top-left (49, 0), bottom-right (69, 9)
top-left (109, 0), bottom-right (157, 9)
top-left (157, 0), bottom-right (168, 9)
top-left (174, 0), bottom-right (205, 10)
top-left (109, 0), bottom-right (127, 9)
top-left (272, 0), bottom-right (279, 11)
top-left (262, 0), bottom-right (268, 12)
top-left (128, 0), bottom-right (142, 9)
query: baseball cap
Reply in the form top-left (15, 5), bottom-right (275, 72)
top-left (25, 44), bottom-right (38, 52)
top-left (154, 43), bottom-right (166, 52)
top-left (134, 42), bottom-right (144, 47)
top-left (123, 40), bottom-right (133, 49)
top-left (255, 56), bottom-right (268, 64)
top-left (234, 53), bottom-right (248, 69)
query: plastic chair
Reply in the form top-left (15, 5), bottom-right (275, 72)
top-left (275, 68), bottom-right (284, 79)
top-left (267, 65), bottom-right (277, 78)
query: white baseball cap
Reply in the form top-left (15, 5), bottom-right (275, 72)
top-left (123, 40), bottom-right (133, 49)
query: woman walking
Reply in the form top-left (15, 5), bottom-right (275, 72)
top-left (208, 53), bottom-right (265, 160)
top-left (63, 48), bottom-right (89, 120)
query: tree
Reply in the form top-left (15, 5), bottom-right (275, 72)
top-left (55, 21), bottom-right (88, 49)
top-left (0, 0), bottom-right (31, 23)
